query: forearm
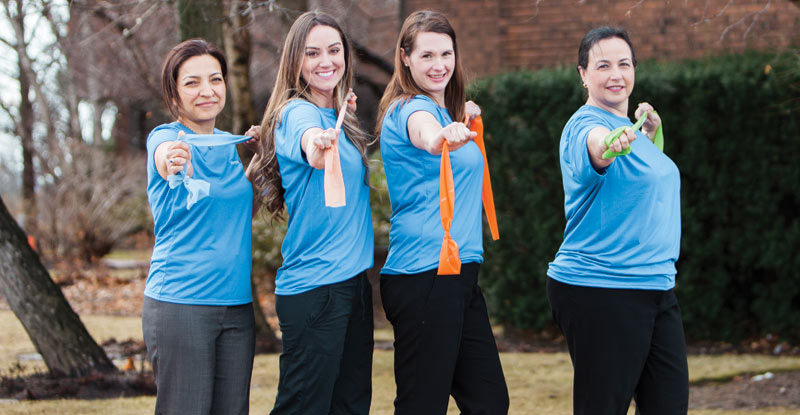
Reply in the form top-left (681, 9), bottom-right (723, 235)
top-left (417, 132), bottom-right (445, 155)
top-left (586, 129), bottom-right (613, 172)
top-left (304, 145), bottom-right (325, 169)
top-left (300, 127), bottom-right (326, 169)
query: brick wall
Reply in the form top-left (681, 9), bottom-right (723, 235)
top-left (400, 0), bottom-right (800, 77)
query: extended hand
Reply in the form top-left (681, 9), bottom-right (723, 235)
top-left (635, 102), bottom-right (661, 140)
top-left (313, 128), bottom-right (339, 150)
top-left (465, 100), bottom-right (481, 121)
top-left (166, 132), bottom-right (193, 176)
top-left (242, 124), bottom-right (261, 153)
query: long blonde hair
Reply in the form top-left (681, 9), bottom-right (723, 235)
top-left (251, 11), bottom-right (369, 221)
top-left (376, 10), bottom-right (466, 136)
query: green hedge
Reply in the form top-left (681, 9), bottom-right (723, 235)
top-left (470, 51), bottom-right (800, 342)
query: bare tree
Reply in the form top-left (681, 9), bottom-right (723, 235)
top-left (0, 0), bottom-right (40, 236)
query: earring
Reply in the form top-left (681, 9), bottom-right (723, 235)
top-left (582, 82), bottom-right (587, 89)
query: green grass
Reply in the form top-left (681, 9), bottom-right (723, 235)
top-left (103, 249), bottom-right (152, 262)
top-left (1, 311), bottom-right (799, 414)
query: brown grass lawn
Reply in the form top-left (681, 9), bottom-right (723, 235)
top-left (1, 311), bottom-right (799, 414)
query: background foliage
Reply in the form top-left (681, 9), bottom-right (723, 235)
top-left (469, 51), bottom-right (800, 342)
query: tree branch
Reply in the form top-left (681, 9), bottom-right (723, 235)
top-left (718, 0), bottom-right (773, 43)
top-left (0, 99), bottom-right (20, 135)
top-left (0, 33), bottom-right (15, 48)
top-left (624, 0), bottom-right (646, 18)
top-left (75, 0), bottom-right (162, 97)
top-left (692, 0), bottom-right (735, 27)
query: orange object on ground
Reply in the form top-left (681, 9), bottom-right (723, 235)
top-left (124, 356), bottom-right (136, 371)
top-left (436, 115), bottom-right (500, 275)
top-left (27, 235), bottom-right (37, 252)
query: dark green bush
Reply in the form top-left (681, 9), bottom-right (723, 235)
top-left (470, 51), bottom-right (800, 342)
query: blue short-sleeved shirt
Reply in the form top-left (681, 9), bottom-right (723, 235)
top-left (379, 95), bottom-right (485, 275)
top-left (145, 122), bottom-right (253, 305)
top-left (273, 99), bottom-right (374, 295)
top-left (548, 105), bottom-right (681, 290)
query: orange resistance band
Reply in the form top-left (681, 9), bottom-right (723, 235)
top-left (437, 115), bottom-right (500, 275)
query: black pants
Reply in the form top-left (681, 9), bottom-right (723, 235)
top-left (271, 272), bottom-right (373, 415)
top-left (547, 277), bottom-right (689, 415)
top-left (381, 263), bottom-right (509, 415)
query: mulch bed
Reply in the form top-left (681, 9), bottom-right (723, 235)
top-left (1, 371), bottom-right (155, 401)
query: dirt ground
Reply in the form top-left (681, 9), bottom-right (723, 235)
top-left (689, 370), bottom-right (800, 410)
top-left (1, 263), bottom-right (798, 409)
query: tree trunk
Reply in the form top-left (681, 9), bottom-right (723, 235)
top-left (177, 0), bottom-right (231, 131)
top-left (223, 1), bottom-right (281, 350)
top-left (0, 196), bottom-right (117, 377)
top-left (92, 100), bottom-right (105, 145)
top-left (222, 0), bottom-right (255, 137)
top-left (223, 0), bottom-right (256, 165)
top-left (44, 1), bottom-right (83, 143)
top-left (11, 0), bottom-right (36, 236)
top-left (112, 101), bottom-right (131, 156)
top-left (178, 0), bottom-right (224, 46)
top-left (18, 55), bottom-right (36, 234)
top-left (251, 279), bottom-right (281, 353)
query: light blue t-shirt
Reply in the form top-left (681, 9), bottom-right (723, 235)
top-left (548, 105), bottom-right (681, 290)
top-left (273, 99), bottom-right (374, 295)
top-left (145, 122), bottom-right (253, 305)
top-left (380, 95), bottom-right (485, 275)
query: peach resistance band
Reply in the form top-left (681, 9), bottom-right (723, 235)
top-left (323, 96), bottom-right (351, 208)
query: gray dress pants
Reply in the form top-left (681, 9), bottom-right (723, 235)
top-left (142, 296), bottom-right (256, 415)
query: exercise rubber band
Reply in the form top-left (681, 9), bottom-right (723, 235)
top-left (602, 111), bottom-right (664, 159)
top-left (437, 115), bottom-right (500, 275)
top-left (323, 97), bottom-right (349, 208)
top-left (167, 133), bottom-right (251, 209)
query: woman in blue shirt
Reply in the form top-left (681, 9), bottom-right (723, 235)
top-left (143, 39), bottom-right (259, 415)
top-left (247, 11), bottom-right (374, 415)
top-left (376, 10), bottom-right (509, 415)
top-left (547, 26), bottom-right (689, 415)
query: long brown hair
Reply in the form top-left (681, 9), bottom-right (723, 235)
top-left (376, 10), bottom-right (466, 136)
top-left (250, 11), bottom-right (369, 221)
top-left (160, 39), bottom-right (227, 120)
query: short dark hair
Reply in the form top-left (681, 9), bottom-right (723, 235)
top-left (577, 26), bottom-right (637, 74)
top-left (160, 39), bottom-right (227, 119)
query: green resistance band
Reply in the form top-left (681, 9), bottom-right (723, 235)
top-left (602, 111), bottom-right (664, 159)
